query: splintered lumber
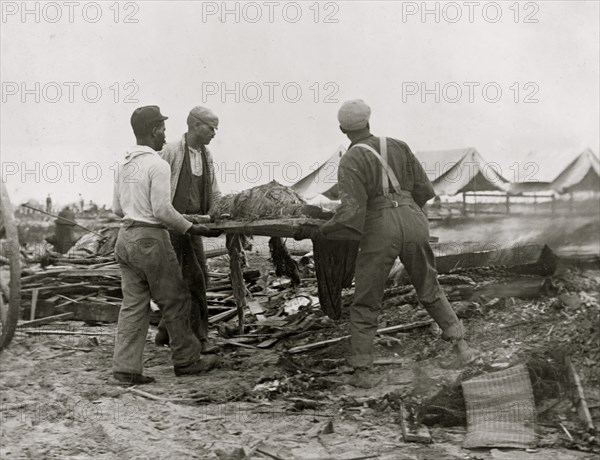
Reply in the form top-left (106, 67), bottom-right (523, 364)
top-left (208, 308), bottom-right (237, 324)
top-left (20, 329), bottom-right (114, 337)
top-left (227, 234), bottom-right (249, 335)
top-left (55, 294), bottom-right (94, 309)
top-left (564, 356), bottom-right (596, 432)
top-left (22, 282), bottom-right (89, 293)
top-left (17, 312), bottom-right (75, 328)
top-left (287, 320), bottom-right (433, 354)
top-left (58, 269), bottom-right (121, 278)
top-left (206, 218), bottom-right (325, 238)
top-left (210, 305), bottom-right (241, 321)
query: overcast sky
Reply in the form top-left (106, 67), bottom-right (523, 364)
top-left (1, 0), bottom-right (598, 206)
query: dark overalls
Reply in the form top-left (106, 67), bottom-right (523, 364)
top-left (346, 138), bottom-right (454, 368)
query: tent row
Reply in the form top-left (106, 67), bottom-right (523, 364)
top-left (292, 147), bottom-right (600, 200)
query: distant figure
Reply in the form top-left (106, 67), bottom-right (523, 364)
top-left (46, 206), bottom-right (77, 253)
top-left (46, 194), bottom-right (52, 213)
top-left (78, 194), bottom-right (85, 213)
top-left (88, 200), bottom-right (98, 213)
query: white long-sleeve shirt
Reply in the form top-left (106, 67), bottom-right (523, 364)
top-left (112, 145), bottom-right (192, 235)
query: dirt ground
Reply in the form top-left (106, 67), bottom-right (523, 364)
top-left (1, 213), bottom-right (599, 459)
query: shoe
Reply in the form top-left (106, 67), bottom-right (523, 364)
top-left (345, 369), bottom-right (383, 389)
top-left (112, 372), bottom-right (156, 385)
top-left (200, 341), bottom-right (220, 354)
top-left (154, 328), bottom-right (170, 347)
top-left (174, 355), bottom-right (220, 376)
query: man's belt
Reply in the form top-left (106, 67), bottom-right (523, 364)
top-left (367, 192), bottom-right (415, 210)
top-left (123, 220), bottom-right (167, 230)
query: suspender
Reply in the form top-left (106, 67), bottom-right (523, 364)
top-left (353, 137), bottom-right (402, 196)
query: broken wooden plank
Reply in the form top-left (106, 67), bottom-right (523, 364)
top-left (208, 308), bottom-right (237, 324)
top-left (17, 312), bottom-right (75, 328)
top-left (22, 282), bottom-right (89, 293)
top-left (58, 270), bottom-right (120, 278)
top-left (564, 356), bottom-right (596, 433)
top-left (55, 294), bottom-right (95, 309)
top-left (287, 320), bottom-right (433, 354)
top-left (220, 339), bottom-right (259, 350)
top-left (30, 289), bottom-right (39, 321)
top-left (206, 292), bottom-right (232, 301)
top-left (20, 329), bottom-right (114, 337)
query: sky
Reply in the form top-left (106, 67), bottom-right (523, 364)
top-left (1, 0), bottom-right (599, 207)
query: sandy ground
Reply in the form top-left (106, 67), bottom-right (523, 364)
top-left (1, 211), bottom-right (599, 459)
top-left (1, 322), bottom-right (597, 460)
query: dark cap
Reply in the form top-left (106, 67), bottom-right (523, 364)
top-left (130, 106), bottom-right (168, 132)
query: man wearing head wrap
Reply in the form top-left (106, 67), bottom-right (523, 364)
top-left (155, 106), bottom-right (222, 354)
top-left (317, 100), bottom-right (479, 388)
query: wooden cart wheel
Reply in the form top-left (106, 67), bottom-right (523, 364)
top-left (0, 182), bottom-right (21, 351)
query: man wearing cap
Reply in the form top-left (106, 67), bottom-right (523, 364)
top-left (111, 105), bottom-right (220, 384)
top-left (154, 106), bottom-right (221, 353)
top-left (316, 100), bottom-right (479, 387)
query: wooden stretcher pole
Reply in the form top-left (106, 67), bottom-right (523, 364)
top-left (226, 233), bottom-right (247, 335)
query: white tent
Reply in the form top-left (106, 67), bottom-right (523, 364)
top-left (551, 148), bottom-right (600, 194)
top-left (292, 145), bottom-right (346, 200)
top-left (415, 147), bottom-right (510, 196)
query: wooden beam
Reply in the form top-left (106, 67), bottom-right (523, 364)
top-left (17, 312), bottom-right (75, 328)
top-left (30, 289), bottom-right (39, 321)
top-left (208, 308), bottom-right (238, 324)
top-left (206, 218), bottom-right (325, 238)
top-left (287, 320), bottom-right (433, 354)
top-left (564, 356), bottom-right (596, 433)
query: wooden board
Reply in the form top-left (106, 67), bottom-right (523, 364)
top-left (205, 218), bottom-right (440, 241)
top-left (205, 218), bottom-right (325, 238)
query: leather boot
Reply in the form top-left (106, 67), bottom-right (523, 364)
top-left (345, 368), bottom-right (384, 389)
top-left (421, 295), bottom-right (480, 367)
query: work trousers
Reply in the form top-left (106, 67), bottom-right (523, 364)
top-left (349, 197), bottom-right (444, 368)
top-left (112, 227), bottom-right (201, 374)
top-left (156, 232), bottom-right (209, 342)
